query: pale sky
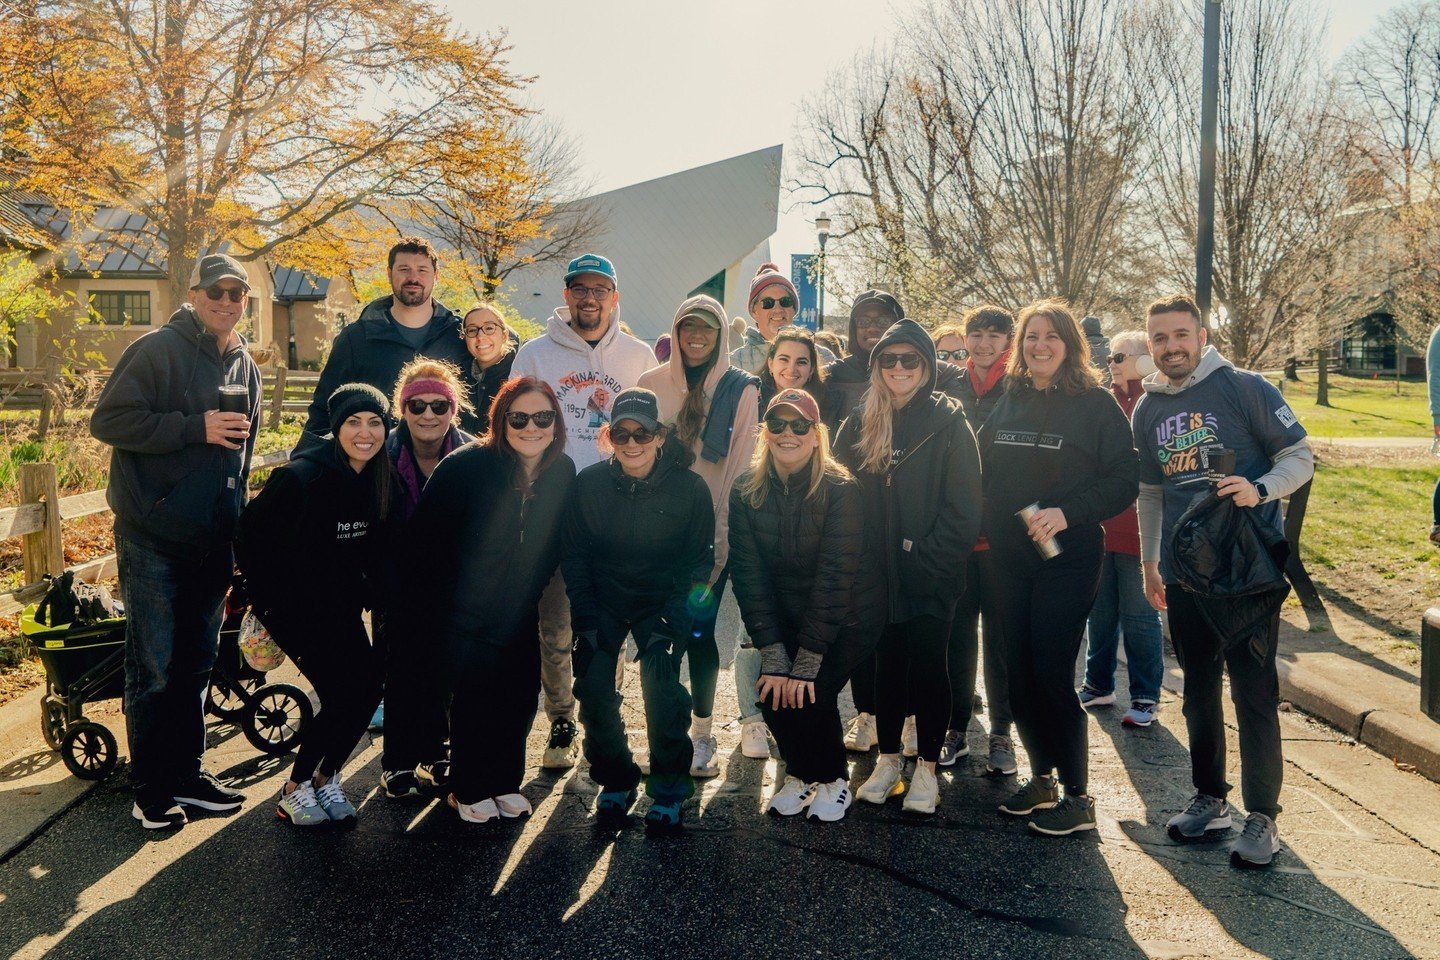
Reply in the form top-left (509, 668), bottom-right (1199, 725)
top-left (444, 0), bottom-right (1405, 265)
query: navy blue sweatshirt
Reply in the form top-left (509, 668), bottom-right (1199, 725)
top-left (90, 305), bottom-right (261, 556)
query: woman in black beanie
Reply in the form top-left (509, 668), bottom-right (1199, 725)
top-left (236, 383), bottom-right (396, 828)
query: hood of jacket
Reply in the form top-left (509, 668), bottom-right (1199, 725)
top-left (291, 436), bottom-right (359, 477)
top-left (544, 305), bottom-right (632, 356)
top-left (1142, 344), bottom-right (1232, 395)
top-left (656, 295), bottom-right (735, 398)
top-left (870, 318), bottom-right (940, 395)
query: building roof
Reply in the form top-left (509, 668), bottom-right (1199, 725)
top-left (0, 192), bottom-right (53, 250)
top-left (271, 265), bottom-right (331, 301)
top-left (501, 144), bottom-right (782, 341)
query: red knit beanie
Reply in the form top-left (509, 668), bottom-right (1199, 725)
top-left (748, 261), bottom-right (800, 312)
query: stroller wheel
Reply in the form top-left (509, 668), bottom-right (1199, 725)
top-left (61, 721), bottom-right (118, 781)
top-left (242, 683), bottom-right (312, 755)
top-left (41, 697), bottom-right (67, 751)
top-left (206, 675), bottom-right (260, 720)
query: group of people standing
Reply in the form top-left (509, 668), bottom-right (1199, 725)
top-left (92, 238), bottom-right (1313, 867)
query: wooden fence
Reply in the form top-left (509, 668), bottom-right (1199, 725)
top-left (0, 449), bottom-right (291, 618)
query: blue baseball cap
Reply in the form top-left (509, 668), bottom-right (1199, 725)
top-left (563, 253), bottom-right (617, 287)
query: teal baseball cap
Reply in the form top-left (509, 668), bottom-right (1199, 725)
top-left (563, 253), bottom-right (617, 287)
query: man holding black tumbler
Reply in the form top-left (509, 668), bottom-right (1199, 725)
top-left (1133, 294), bottom-right (1313, 868)
top-left (91, 252), bottom-right (262, 830)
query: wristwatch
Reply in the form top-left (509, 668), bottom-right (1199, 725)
top-left (1255, 481), bottom-right (1269, 502)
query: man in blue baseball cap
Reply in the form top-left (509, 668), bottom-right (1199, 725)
top-left (512, 252), bottom-right (656, 769)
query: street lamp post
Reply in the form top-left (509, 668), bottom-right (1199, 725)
top-left (815, 216), bottom-right (831, 331)
top-left (1196, 0), bottom-right (1221, 330)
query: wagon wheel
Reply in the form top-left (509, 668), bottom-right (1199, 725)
top-left (41, 697), bottom-right (67, 751)
top-left (207, 675), bottom-right (260, 720)
top-left (243, 684), bottom-right (311, 755)
top-left (61, 721), bottom-right (118, 781)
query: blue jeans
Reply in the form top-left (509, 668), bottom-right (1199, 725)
top-left (1083, 552), bottom-right (1163, 704)
top-left (116, 536), bottom-right (232, 796)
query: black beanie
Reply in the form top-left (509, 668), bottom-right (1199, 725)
top-left (327, 383), bottom-right (390, 436)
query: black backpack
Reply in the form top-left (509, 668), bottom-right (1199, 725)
top-left (36, 570), bottom-right (123, 628)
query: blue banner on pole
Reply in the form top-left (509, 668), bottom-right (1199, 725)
top-left (791, 254), bottom-right (818, 331)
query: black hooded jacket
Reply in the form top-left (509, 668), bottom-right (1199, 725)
top-left (562, 438), bottom-right (715, 638)
top-left (460, 348), bottom-right (517, 435)
top-left (727, 462), bottom-right (884, 663)
top-left (977, 378), bottom-right (1139, 569)
top-left (303, 295), bottom-right (472, 434)
top-left (821, 316), bottom-right (968, 434)
top-left (834, 319), bottom-right (983, 623)
top-left (402, 443), bottom-right (575, 648)
top-left (235, 441), bottom-right (395, 650)
top-left (90, 305), bottom-right (262, 556)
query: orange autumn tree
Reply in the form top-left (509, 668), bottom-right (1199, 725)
top-left (0, 0), bottom-right (529, 304)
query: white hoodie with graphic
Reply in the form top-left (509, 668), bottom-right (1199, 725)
top-left (512, 308), bottom-right (659, 471)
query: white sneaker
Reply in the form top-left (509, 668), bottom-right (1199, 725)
top-left (807, 778), bottom-right (853, 822)
top-left (690, 734), bottom-right (720, 777)
top-left (844, 713), bottom-right (877, 752)
top-left (449, 795), bottom-right (500, 823)
top-left (767, 775), bottom-right (816, 816)
top-left (857, 755), bottom-right (906, 805)
top-left (495, 793), bottom-right (532, 818)
top-left (740, 721), bottom-right (772, 759)
top-left (276, 782), bottom-right (326, 827)
top-left (902, 763), bottom-right (939, 815)
top-left (902, 715), bottom-right (918, 758)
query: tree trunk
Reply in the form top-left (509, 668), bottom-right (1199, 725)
top-left (1316, 344), bottom-right (1330, 407)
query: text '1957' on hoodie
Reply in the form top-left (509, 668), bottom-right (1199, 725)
top-left (511, 308), bottom-right (658, 471)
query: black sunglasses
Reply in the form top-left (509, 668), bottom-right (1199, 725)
top-left (610, 425), bottom-right (656, 446)
top-left (759, 296), bottom-right (795, 310)
top-left (1107, 352), bottom-right (1129, 364)
top-left (205, 286), bottom-right (246, 303)
top-left (765, 416), bottom-right (814, 436)
top-left (877, 352), bottom-right (923, 370)
top-left (506, 410), bottom-right (557, 429)
top-left (935, 348), bottom-right (966, 361)
top-left (405, 398), bottom-right (453, 416)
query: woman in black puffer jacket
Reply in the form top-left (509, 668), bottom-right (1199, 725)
top-left (728, 388), bottom-right (883, 823)
top-left (835, 319), bottom-right (983, 816)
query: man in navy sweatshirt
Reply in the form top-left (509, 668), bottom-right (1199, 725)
top-left (91, 253), bottom-right (261, 830)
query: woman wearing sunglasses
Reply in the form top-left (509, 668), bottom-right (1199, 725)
top-left (638, 294), bottom-right (760, 778)
top-left (563, 387), bottom-right (715, 833)
top-left (376, 358), bottom-right (476, 799)
top-left (458, 302), bottom-right (518, 434)
top-left (1078, 331), bottom-right (1164, 729)
top-left (236, 384), bottom-right (396, 827)
top-left (834, 319), bottom-right (982, 814)
top-left (401, 377), bottom-right (575, 822)
top-left (728, 389), bottom-right (883, 821)
top-left (977, 300), bottom-right (1137, 837)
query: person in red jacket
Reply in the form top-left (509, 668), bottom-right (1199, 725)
top-left (1077, 330), bottom-right (1164, 728)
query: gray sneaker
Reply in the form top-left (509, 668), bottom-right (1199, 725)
top-left (1166, 793), bottom-right (1232, 842)
top-left (937, 729), bottom-right (969, 767)
top-left (315, 775), bottom-right (357, 826)
top-left (1028, 794), bottom-right (1097, 836)
top-left (690, 734), bottom-right (720, 777)
top-left (986, 734), bottom-right (1018, 776)
top-left (998, 776), bottom-right (1059, 816)
top-left (1230, 812), bottom-right (1280, 868)
top-left (276, 782), bottom-right (327, 827)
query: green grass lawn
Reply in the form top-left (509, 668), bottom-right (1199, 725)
top-left (1266, 373), bottom-right (1429, 439)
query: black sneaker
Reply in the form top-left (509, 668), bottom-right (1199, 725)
top-left (173, 772), bottom-right (245, 812)
top-left (133, 794), bottom-right (187, 830)
top-left (417, 759), bottom-right (451, 790)
top-left (382, 769), bottom-right (421, 798)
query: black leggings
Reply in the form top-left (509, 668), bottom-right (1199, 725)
top-left (449, 616), bottom-right (541, 804)
top-left (682, 568), bottom-right (728, 720)
top-left (875, 614), bottom-right (952, 761)
top-left (379, 612), bottom-right (449, 773)
top-left (285, 618), bottom-right (382, 784)
top-left (993, 530), bottom-right (1104, 795)
top-left (762, 628), bottom-right (879, 783)
top-left (946, 551), bottom-right (1012, 736)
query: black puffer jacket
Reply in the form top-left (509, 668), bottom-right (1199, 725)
top-left (460, 348), bottom-right (517, 435)
top-left (727, 463), bottom-right (884, 678)
top-left (835, 320), bottom-right (983, 623)
top-left (562, 438), bottom-right (715, 638)
top-left (235, 442), bottom-right (394, 652)
top-left (403, 443), bottom-right (575, 647)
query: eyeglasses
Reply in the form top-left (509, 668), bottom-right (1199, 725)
top-left (759, 296), bottom-right (795, 310)
top-left (765, 416), bottom-right (814, 436)
top-left (1107, 352), bottom-right (1129, 365)
top-left (463, 324), bottom-right (505, 340)
top-left (567, 284), bottom-right (614, 301)
top-left (405, 398), bottom-right (453, 416)
top-left (205, 286), bottom-right (246, 303)
top-left (855, 315), bottom-right (893, 329)
top-left (610, 426), bottom-right (656, 446)
top-left (935, 349), bottom-right (966, 361)
top-left (506, 410), bottom-right (557, 429)
top-left (877, 352), bottom-right (923, 370)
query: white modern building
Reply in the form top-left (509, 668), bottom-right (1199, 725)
top-left (501, 144), bottom-right (782, 343)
